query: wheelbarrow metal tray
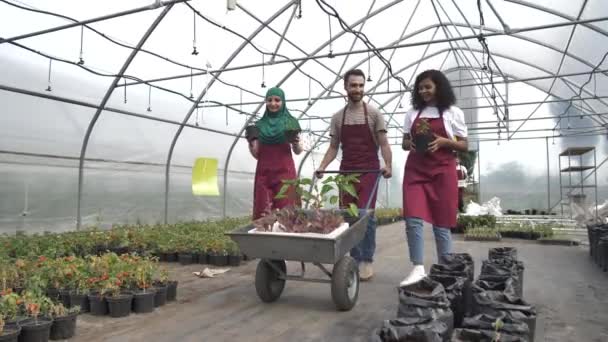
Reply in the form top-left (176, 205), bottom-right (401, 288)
top-left (226, 209), bottom-right (371, 264)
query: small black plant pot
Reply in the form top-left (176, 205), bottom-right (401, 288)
top-left (19, 317), bottom-right (53, 342)
top-left (284, 129), bottom-right (300, 143)
top-left (49, 313), bottom-right (77, 340)
top-left (87, 293), bottom-right (108, 316)
top-left (166, 253), bottom-right (178, 263)
top-left (69, 291), bottom-right (90, 313)
top-left (209, 253), bottom-right (228, 266)
top-left (0, 325), bottom-right (20, 342)
top-left (59, 289), bottom-right (71, 308)
top-left (413, 133), bottom-right (432, 154)
top-left (178, 253), bottom-right (194, 265)
top-left (245, 125), bottom-right (259, 142)
top-left (153, 284), bottom-right (168, 307)
top-left (106, 293), bottom-right (133, 318)
top-left (166, 281), bottom-right (178, 302)
top-left (45, 288), bottom-right (60, 302)
top-left (132, 290), bottom-right (156, 314)
top-left (197, 252), bottom-right (209, 264)
top-left (158, 252), bottom-right (168, 262)
top-left (228, 254), bottom-right (242, 266)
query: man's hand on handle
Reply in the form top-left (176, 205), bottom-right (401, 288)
top-left (381, 166), bottom-right (392, 179)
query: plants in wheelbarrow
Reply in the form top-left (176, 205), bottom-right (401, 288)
top-left (253, 174), bottom-right (361, 234)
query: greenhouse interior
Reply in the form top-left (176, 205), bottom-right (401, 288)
top-left (1, 0), bottom-right (607, 341)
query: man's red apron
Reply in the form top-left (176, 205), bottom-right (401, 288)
top-left (253, 142), bottom-right (297, 219)
top-left (339, 103), bottom-right (380, 209)
top-left (403, 110), bottom-right (458, 227)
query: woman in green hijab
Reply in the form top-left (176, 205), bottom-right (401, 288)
top-left (246, 87), bottom-right (302, 219)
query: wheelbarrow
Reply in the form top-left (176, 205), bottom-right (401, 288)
top-left (226, 170), bottom-right (382, 311)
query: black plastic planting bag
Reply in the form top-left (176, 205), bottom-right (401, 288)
top-left (429, 274), bottom-right (467, 328)
top-left (451, 328), bottom-right (529, 342)
top-left (463, 314), bottom-right (530, 338)
top-left (397, 277), bottom-right (454, 336)
top-left (430, 263), bottom-right (473, 315)
top-left (472, 290), bottom-right (537, 341)
top-left (370, 316), bottom-right (449, 342)
top-left (489, 247), bottom-right (517, 261)
top-left (442, 253), bottom-right (474, 281)
top-left (480, 259), bottom-right (524, 298)
top-left (474, 277), bottom-right (517, 297)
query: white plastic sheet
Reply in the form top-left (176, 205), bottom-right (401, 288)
top-left (464, 197), bottom-right (503, 216)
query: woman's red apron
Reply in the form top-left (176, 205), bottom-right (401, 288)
top-left (339, 103), bottom-right (380, 209)
top-left (403, 110), bottom-right (458, 227)
top-left (253, 142), bottom-right (297, 219)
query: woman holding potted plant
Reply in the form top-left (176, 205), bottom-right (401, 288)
top-left (400, 69), bottom-right (468, 286)
top-left (246, 87), bottom-right (303, 219)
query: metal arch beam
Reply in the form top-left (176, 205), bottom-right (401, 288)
top-left (297, 47), bottom-right (608, 177)
top-left (164, 0), bottom-right (298, 223)
top-left (76, 4), bottom-right (175, 230)
top-left (506, 0), bottom-right (608, 38)
top-left (376, 48), bottom-right (608, 130)
top-left (0, 0), bottom-right (186, 45)
top-left (237, 3), bottom-right (337, 78)
top-left (296, 0), bottom-right (424, 177)
top-left (221, 0), bottom-right (405, 217)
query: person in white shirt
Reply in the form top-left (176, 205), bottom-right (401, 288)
top-left (400, 69), bottom-right (468, 286)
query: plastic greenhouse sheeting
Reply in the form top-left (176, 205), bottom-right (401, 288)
top-left (1, 0), bottom-right (608, 232)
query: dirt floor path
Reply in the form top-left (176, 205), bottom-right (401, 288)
top-left (72, 222), bottom-right (608, 342)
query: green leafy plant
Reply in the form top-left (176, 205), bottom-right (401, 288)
top-left (276, 174), bottom-right (360, 217)
top-left (492, 317), bottom-right (504, 341)
top-left (252, 174), bottom-right (362, 234)
top-left (415, 118), bottom-right (432, 135)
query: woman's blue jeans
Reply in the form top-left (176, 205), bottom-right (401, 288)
top-left (405, 217), bottom-right (452, 265)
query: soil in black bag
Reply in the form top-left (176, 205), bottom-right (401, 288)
top-left (489, 247), bottom-right (518, 261)
top-left (429, 274), bottom-right (467, 328)
top-left (371, 316), bottom-right (449, 342)
top-left (451, 328), bottom-right (529, 342)
top-left (442, 253), bottom-right (474, 281)
top-left (481, 259), bottom-right (524, 298)
top-left (463, 313), bottom-right (530, 338)
top-left (398, 277), bottom-right (454, 336)
top-left (471, 290), bottom-right (537, 341)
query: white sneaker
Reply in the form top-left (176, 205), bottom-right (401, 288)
top-left (399, 265), bottom-right (426, 287)
top-left (359, 262), bottom-right (374, 281)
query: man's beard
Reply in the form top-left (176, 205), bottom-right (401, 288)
top-left (347, 93), bottom-right (363, 103)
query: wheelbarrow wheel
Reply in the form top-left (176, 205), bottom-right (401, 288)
top-left (255, 259), bottom-right (286, 303)
top-left (331, 256), bottom-right (359, 311)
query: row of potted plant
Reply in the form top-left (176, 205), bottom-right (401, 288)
top-left (1, 253), bottom-right (178, 324)
top-left (496, 223), bottom-right (554, 240)
top-left (455, 215), bottom-right (497, 234)
top-left (0, 217), bottom-right (250, 261)
top-left (464, 227), bottom-right (502, 242)
top-left (0, 290), bottom-right (80, 342)
top-left (374, 208), bottom-right (403, 225)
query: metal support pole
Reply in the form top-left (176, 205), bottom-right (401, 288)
top-left (559, 153), bottom-right (563, 216)
top-left (546, 137), bottom-right (550, 213)
top-left (477, 143), bottom-right (482, 203)
top-left (76, 4), bottom-right (174, 230)
top-left (594, 148), bottom-right (598, 221)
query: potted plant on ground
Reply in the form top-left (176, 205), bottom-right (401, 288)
top-left (0, 314), bottom-right (21, 342)
top-left (48, 303), bottom-right (79, 340)
top-left (131, 262), bottom-right (156, 314)
top-left (19, 292), bottom-right (53, 342)
top-left (152, 268), bottom-right (169, 308)
top-left (102, 277), bottom-right (132, 318)
top-left (0, 292), bottom-right (25, 327)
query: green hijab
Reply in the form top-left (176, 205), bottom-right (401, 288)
top-left (255, 87), bottom-right (301, 144)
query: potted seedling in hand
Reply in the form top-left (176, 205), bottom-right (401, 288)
top-left (413, 118), bottom-right (433, 153)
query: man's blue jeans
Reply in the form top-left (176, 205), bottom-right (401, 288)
top-left (405, 217), bottom-right (452, 265)
top-left (350, 209), bottom-right (376, 263)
